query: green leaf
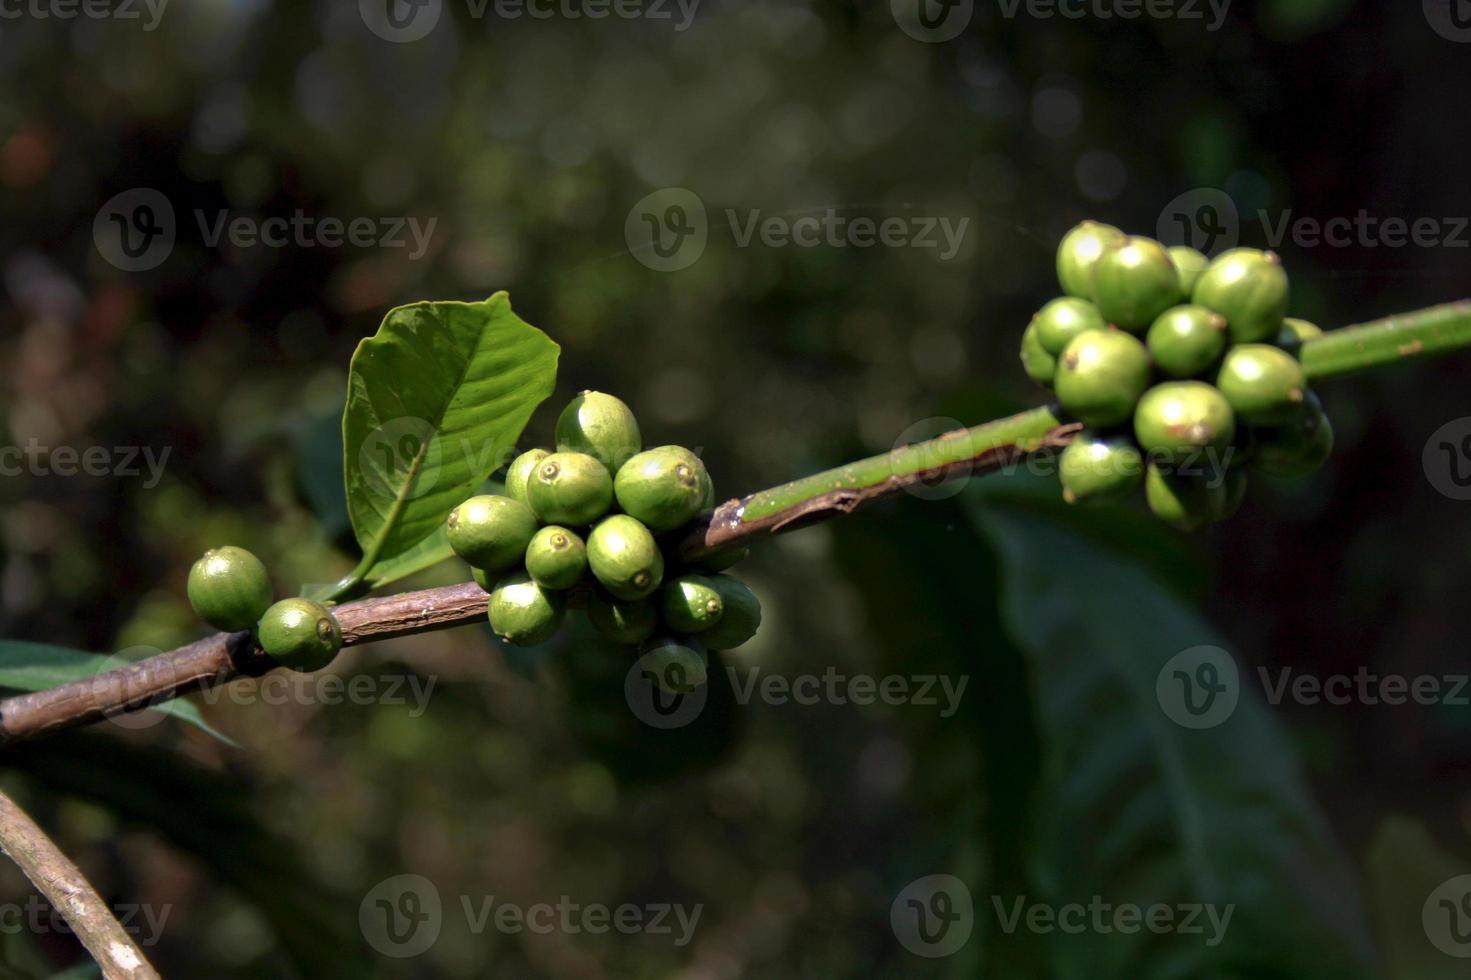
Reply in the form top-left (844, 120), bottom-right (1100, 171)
top-left (971, 502), bottom-right (1380, 979)
top-left (364, 523), bottom-right (455, 590)
top-left (0, 642), bottom-right (237, 746)
top-left (343, 291), bottom-right (559, 571)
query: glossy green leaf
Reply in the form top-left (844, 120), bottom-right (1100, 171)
top-left (364, 523), bottom-right (455, 590)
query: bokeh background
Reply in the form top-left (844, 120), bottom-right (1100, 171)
top-left (1, 0), bottom-right (1470, 976)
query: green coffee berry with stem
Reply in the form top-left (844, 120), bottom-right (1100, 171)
top-left (1054, 329), bottom-right (1153, 427)
top-left (528, 452), bottom-right (613, 526)
top-left (659, 574), bottom-right (724, 633)
top-left (1056, 220), bottom-right (1125, 299)
top-left (614, 445), bottom-right (711, 532)
top-left (1144, 463), bottom-right (1227, 532)
top-left (587, 514), bottom-right (664, 600)
top-left (447, 495), bottom-right (537, 574)
top-left (258, 598), bottom-right (342, 673)
top-left (699, 575), bottom-right (762, 650)
top-left (1133, 381), bottom-right (1237, 463)
top-left (1168, 246), bottom-right (1209, 296)
top-left (187, 546), bottom-right (273, 632)
top-left (586, 591), bottom-right (659, 645)
top-left (1275, 317), bottom-right (1323, 355)
top-left (1020, 323), bottom-right (1057, 386)
top-left (1191, 248), bottom-right (1289, 342)
top-left (488, 570), bottom-right (566, 647)
top-left (555, 390), bottom-right (642, 471)
top-left (1215, 344), bottom-right (1307, 424)
top-left (637, 636), bottom-right (708, 695)
top-left (524, 525), bottom-right (588, 590)
top-left (504, 448), bottom-right (549, 506)
top-left (1146, 305), bottom-right (1228, 378)
top-left (1253, 393), bottom-right (1334, 478)
top-left (1033, 297), bottom-right (1107, 356)
top-left (1092, 236), bottom-right (1183, 332)
top-left (1058, 433), bottom-right (1144, 504)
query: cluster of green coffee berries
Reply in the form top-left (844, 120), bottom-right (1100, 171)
top-left (447, 391), bottom-right (761, 678)
top-left (187, 547), bottom-right (342, 671)
top-left (1020, 221), bottom-right (1334, 529)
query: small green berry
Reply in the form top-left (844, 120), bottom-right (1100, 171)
top-left (587, 591), bottom-right (659, 645)
top-left (1191, 248), bottom-right (1289, 342)
top-left (1056, 220), bottom-right (1125, 299)
top-left (614, 446), bottom-right (711, 532)
top-left (1020, 323), bottom-right (1057, 387)
top-left (1253, 392), bottom-right (1334, 478)
top-left (1033, 297), bottom-right (1107, 356)
top-left (555, 390), bottom-right (642, 471)
top-left (488, 570), bottom-right (566, 647)
top-left (1145, 305), bottom-right (1228, 378)
top-left (1274, 317), bottom-right (1323, 354)
top-left (659, 574), bottom-right (724, 633)
top-left (1144, 463), bottom-right (1227, 532)
top-left (1058, 434), bottom-right (1144, 504)
top-left (1215, 344), bottom-right (1307, 425)
top-left (187, 546), bottom-right (273, 632)
top-left (471, 566), bottom-right (493, 592)
top-left (527, 452), bottom-right (614, 526)
top-left (504, 448), bottom-right (549, 506)
top-left (1168, 246), bottom-right (1209, 296)
top-left (258, 598), bottom-right (342, 672)
top-left (1092, 237), bottom-right (1184, 332)
top-left (524, 525), bottom-right (588, 590)
top-left (447, 495), bottom-right (537, 574)
top-left (695, 546), bottom-right (749, 573)
top-left (636, 636), bottom-right (708, 695)
top-left (1054, 329), bottom-right (1153, 427)
top-left (587, 514), bottom-right (664, 600)
top-left (1134, 382), bottom-right (1237, 464)
top-left (700, 575), bottom-right (762, 651)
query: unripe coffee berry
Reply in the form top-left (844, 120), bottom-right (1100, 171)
top-left (1058, 434), bottom-right (1144, 504)
top-left (587, 591), bottom-right (659, 645)
top-left (1033, 297), bottom-right (1106, 356)
top-left (1275, 317), bottom-right (1323, 354)
top-left (1215, 344), bottom-right (1306, 424)
top-left (524, 525), bottom-right (588, 590)
top-left (1144, 463), bottom-right (1227, 532)
top-left (488, 570), bottom-right (567, 647)
top-left (636, 636), bottom-right (708, 695)
top-left (555, 390), bottom-right (642, 471)
top-left (1020, 323), bottom-right (1057, 386)
top-left (1168, 246), bottom-right (1209, 296)
top-left (528, 452), bottom-right (613, 526)
top-left (258, 598), bottom-right (342, 672)
top-left (1091, 237), bottom-right (1183, 332)
top-left (699, 575), bottom-right (762, 650)
top-left (1146, 305), bottom-right (1228, 379)
top-left (1253, 393), bottom-right (1334, 478)
top-left (587, 514), bottom-right (664, 600)
top-left (1054, 329), bottom-right (1152, 427)
top-left (614, 446), bottom-right (711, 532)
top-left (1191, 248), bottom-right (1288, 343)
top-left (1056, 220), bottom-right (1125, 299)
top-left (187, 546), bottom-right (273, 632)
top-left (1133, 381), bottom-right (1236, 463)
top-left (504, 448), bottom-right (549, 507)
top-left (659, 574), bottom-right (724, 633)
top-left (447, 495), bottom-right (537, 574)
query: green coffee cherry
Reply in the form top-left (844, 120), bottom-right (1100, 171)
top-left (1254, 393), bottom-right (1334, 478)
top-left (1168, 246), bottom-right (1209, 296)
top-left (187, 546), bottom-right (273, 632)
top-left (1191, 248), bottom-right (1288, 342)
top-left (504, 448), bottom-right (549, 507)
top-left (258, 598), bottom-right (342, 672)
top-left (555, 390), bottom-right (642, 471)
top-left (1144, 464), bottom-right (1227, 532)
top-left (488, 570), bottom-right (566, 647)
top-left (1215, 344), bottom-right (1307, 425)
top-left (1058, 434), bottom-right (1144, 504)
top-left (471, 566), bottom-right (493, 592)
top-left (1054, 329), bottom-right (1153, 427)
top-left (1056, 220), bottom-right (1125, 299)
top-left (1092, 237), bottom-right (1183, 332)
top-left (1146, 305), bottom-right (1228, 379)
top-left (527, 452), bottom-right (613, 526)
top-left (1020, 323), bottom-right (1057, 386)
top-left (586, 591), bottom-right (659, 645)
top-left (1033, 297), bottom-right (1107, 356)
top-left (1275, 317), bottom-right (1323, 354)
top-left (636, 636), bottom-right (708, 695)
top-left (447, 495), bottom-right (538, 573)
top-left (699, 575), bottom-right (762, 650)
top-left (1133, 382), bottom-right (1236, 463)
top-left (613, 446), bottom-right (711, 532)
top-left (587, 514), bottom-right (664, 600)
top-left (524, 525), bottom-right (588, 590)
top-left (659, 574), bottom-right (724, 633)
top-left (701, 476), bottom-right (716, 510)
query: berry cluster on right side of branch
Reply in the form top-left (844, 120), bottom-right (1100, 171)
top-left (1021, 221), bottom-right (1334, 530)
